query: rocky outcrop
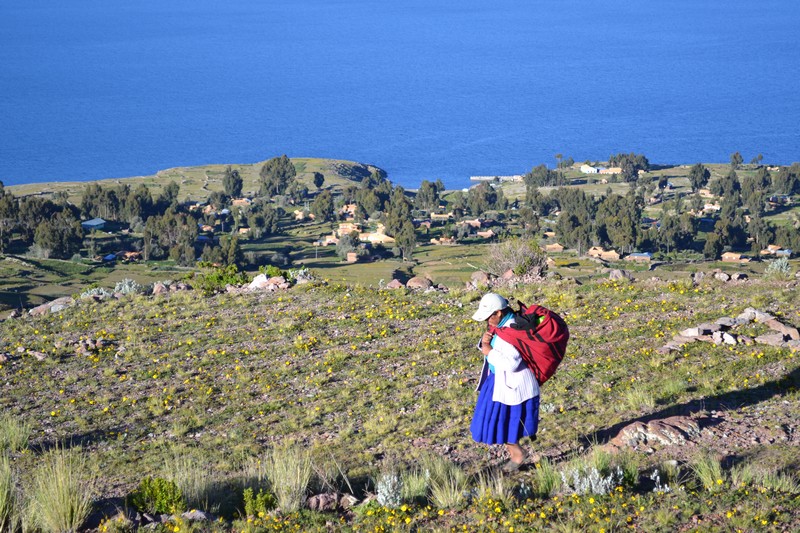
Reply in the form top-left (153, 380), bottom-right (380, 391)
top-left (29, 297), bottom-right (75, 316)
top-left (658, 307), bottom-right (800, 353)
top-left (405, 276), bottom-right (432, 290)
top-left (605, 416), bottom-right (701, 451)
top-left (247, 274), bottom-right (290, 291)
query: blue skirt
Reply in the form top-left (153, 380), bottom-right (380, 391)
top-left (470, 372), bottom-right (540, 445)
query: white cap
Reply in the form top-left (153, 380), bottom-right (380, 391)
top-left (471, 292), bottom-right (508, 321)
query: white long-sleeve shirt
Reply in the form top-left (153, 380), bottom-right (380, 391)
top-left (476, 317), bottom-right (540, 405)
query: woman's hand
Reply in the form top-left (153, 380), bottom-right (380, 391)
top-left (481, 331), bottom-right (493, 355)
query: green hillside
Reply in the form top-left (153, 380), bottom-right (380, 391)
top-left (1, 274), bottom-right (799, 530)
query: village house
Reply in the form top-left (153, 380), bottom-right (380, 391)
top-left (476, 229), bottom-right (496, 239)
top-left (346, 252), bottom-right (359, 263)
top-left (116, 251), bottom-right (142, 262)
top-left (430, 212), bottom-right (454, 222)
top-left (721, 252), bottom-right (750, 263)
top-left (703, 202), bottom-right (721, 213)
top-left (339, 203), bottom-right (358, 218)
top-left (81, 217), bottom-right (106, 232)
top-left (460, 218), bottom-right (484, 229)
top-left (580, 164), bottom-right (600, 174)
top-left (414, 220), bottom-right (432, 230)
top-left (188, 202), bottom-right (206, 212)
top-left (321, 233), bottom-right (339, 246)
top-left (293, 210), bottom-right (315, 221)
top-left (430, 236), bottom-right (457, 245)
top-left (587, 246), bottom-right (621, 261)
top-left (599, 167), bottom-right (622, 175)
top-left (544, 243), bottom-right (564, 253)
top-left (543, 230), bottom-right (556, 238)
top-left (199, 224), bottom-right (214, 233)
top-left (238, 227), bottom-right (251, 235)
top-left (231, 198), bottom-right (252, 208)
top-left (359, 223), bottom-right (395, 245)
top-left (337, 222), bottom-right (362, 236)
top-left (625, 252), bottom-right (652, 263)
top-left (698, 189), bottom-right (715, 198)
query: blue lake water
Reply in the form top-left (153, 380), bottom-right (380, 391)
top-left (1, 0), bottom-right (798, 189)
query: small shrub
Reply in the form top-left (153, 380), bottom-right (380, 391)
top-left (375, 470), bottom-right (403, 508)
top-left (193, 264), bottom-right (249, 295)
top-left (484, 238), bottom-right (547, 278)
top-left (765, 257), bottom-right (792, 279)
top-left (80, 286), bottom-right (113, 299)
top-left (164, 453), bottom-right (224, 513)
top-left (400, 468), bottom-right (428, 502)
top-left (560, 466), bottom-right (623, 495)
top-left (690, 452), bottom-right (724, 492)
top-left (531, 457), bottom-right (561, 497)
top-left (0, 415), bottom-right (31, 453)
top-left (129, 477), bottom-right (186, 514)
top-left (623, 385), bottom-right (656, 411)
top-left (113, 278), bottom-right (142, 295)
top-left (242, 487), bottom-right (277, 518)
top-left (259, 264), bottom-right (285, 278)
top-left (27, 448), bottom-right (95, 533)
top-left (473, 469), bottom-right (513, 506)
top-left (423, 456), bottom-right (467, 508)
top-left (261, 445), bottom-right (313, 513)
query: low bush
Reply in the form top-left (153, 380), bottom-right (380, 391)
top-left (129, 477), bottom-right (185, 514)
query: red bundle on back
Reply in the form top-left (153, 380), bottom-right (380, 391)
top-left (489, 302), bottom-right (569, 385)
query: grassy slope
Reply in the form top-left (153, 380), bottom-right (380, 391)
top-left (5, 157), bottom-right (382, 204)
top-left (2, 275), bottom-right (799, 529)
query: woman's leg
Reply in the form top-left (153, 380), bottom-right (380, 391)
top-left (505, 442), bottom-right (525, 463)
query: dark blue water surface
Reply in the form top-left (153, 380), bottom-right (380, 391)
top-left (1, 0), bottom-right (798, 189)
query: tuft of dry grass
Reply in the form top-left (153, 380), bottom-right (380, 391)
top-left (26, 447), bottom-right (95, 533)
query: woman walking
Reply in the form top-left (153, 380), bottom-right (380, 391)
top-left (469, 292), bottom-right (540, 472)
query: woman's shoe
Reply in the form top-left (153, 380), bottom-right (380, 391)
top-left (501, 450), bottom-right (528, 473)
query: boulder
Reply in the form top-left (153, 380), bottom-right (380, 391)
top-left (731, 272), bottom-right (748, 281)
top-left (752, 309), bottom-right (776, 323)
top-left (608, 269), bottom-right (632, 281)
top-left (386, 279), bottom-right (404, 289)
top-left (715, 317), bottom-right (737, 328)
top-left (714, 272), bottom-right (730, 282)
top-left (248, 274), bottom-right (270, 290)
top-left (29, 297), bottom-right (74, 316)
top-left (755, 333), bottom-right (787, 347)
top-left (152, 282), bottom-right (168, 295)
top-left (307, 493), bottom-right (340, 512)
top-left (501, 269), bottom-right (516, 280)
top-left (406, 276), bottom-right (432, 289)
top-left (692, 271), bottom-right (706, 283)
top-left (764, 319), bottom-right (800, 341)
top-left (470, 270), bottom-right (492, 286)
top-left (182, 510), bottom-right (214, 521)
top-left (737, 309), bottom-right (757, 322)
top-left (610, 416), bottom-right (700, 449)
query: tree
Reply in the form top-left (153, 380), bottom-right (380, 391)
top-left (0, 188), bottom-right (17, 253)
top-left (703, 232), bottom-right (723, 259)
top-left (259, 155), bottom-right (296, 197)
top-left (33, 212), bottom-right (83, 259)
top-left (710, 169), bottom-right (741, 199)
top-left (688, 163), bottom-right (710, 191)
top-left (730, 151), bottom-right (743, 169)
top-left (395, 220), bottom-right (417, 261)
top-left (750, 154), bottom-right (763, 166)
top-left (415, 180), bottom-right (439, 211)
top-left (335, 231), bottom-right (360, 260)
top-left (223, 166), bottom-right (244, 198)
top-left (467, 182), bottom-right (497, 216)
top-left (312, 172), bottom-right (325, 190)
top-left (311, 190), bottom-right (334, 222)
top-left (772, 165), bottom-right (800, 195)
top-left (384, 186), bottom-right (412, 236)
top-left (523, 164), bottom-right (559, 188)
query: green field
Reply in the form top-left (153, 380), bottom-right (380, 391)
top-left (1, 272), bottom-right (799, 530)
